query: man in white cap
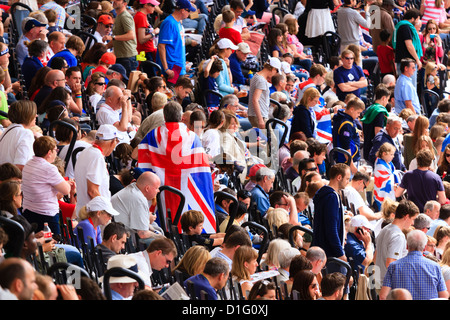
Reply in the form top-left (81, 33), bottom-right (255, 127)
top-left (344, 214), bottom-right (374, 272)
top-left (74, 124), bottom-right (119, 217)
top-left (103, 254), bottom-right (146, 300)
top-left (112, 171), bottom-right (162, 247)
top-left (229, 42), bottom-right (252, 87)
top-left (248, 56), bottom-right (281, 129)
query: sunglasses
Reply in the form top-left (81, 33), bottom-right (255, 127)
top-left (95, 82), bottom-right (106, 86)
top-left (343, 56), bottom-right (354, 60)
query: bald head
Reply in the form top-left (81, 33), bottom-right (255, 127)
top-left (136, 172), bottom-right (161, 200)
top-left (45, 69), bottom-right (65, 88)
top-left (386, 288), bottom-right (413, 300)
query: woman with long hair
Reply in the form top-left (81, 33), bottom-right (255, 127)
top-left (403, 115), bottom-right (430, 169)
top-left (290, 87), bottom-right (321, 139)
top-left (231, 245), bottom-right (259, 298)
top-left (438, 143), bottom-right (450, 178)
top-left (0, 180), bottom-right (22, 217)
top-left (291, 269), bottom-right (321, 300)
top-left (86, 72), bottom-right (107, 111)
top-left (171, 245), bottom-right (211, 283)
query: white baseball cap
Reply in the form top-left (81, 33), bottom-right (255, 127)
top-left (95, 124), bottom-right (118, 141)
top-left (350, 215), bottom-right (373, 230)
top-left (237, 42), bottom-right (251, 54)
top-left (86, 196), bottom-right (120, 216)
top-left (268, 57), bottom-right (281, 73)
top-left (217, 38), bottom-right (239, 50)
top-left (281, 61), bottom-right (292, 74)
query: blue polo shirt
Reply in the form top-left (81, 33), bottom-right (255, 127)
top-left (48, 49), bottom-right (78, 68)
top-left (394, 73), bottom-right (421, 115)
top-left (251, 184), bottom-right (270, 217)
top-left (156, 14), bottom-right (186, 76)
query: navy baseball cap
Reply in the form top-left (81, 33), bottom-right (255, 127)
top-left (109, 64), bottom-right (129, 81)
top-left (176, 0), bottom-right (196, 12)
top-left (24, 18), bottom-right (47, 33)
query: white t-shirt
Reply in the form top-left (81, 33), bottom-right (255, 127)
top-left (58, 140), bottom-right (92, 179)
top-left (74, 145), bottom-right (111, 216)
top-left (22, 156), bottom-right (65, 216)
top-left (96, 103), bottom-right (130, 144)
top-left (343, 185), bottom-right (367, 212)
top-left (0, 124), bottom-right (35, 167)
top-left (111, 182), bottom-right (151, 231)
top-left (128, 250), bottom-right (153, 287)
top-left (201, 128), bottom-right (222, 157)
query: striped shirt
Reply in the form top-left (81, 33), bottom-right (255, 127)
top-left (422, 0), bottom-right (446, 24)
top-left (22, 156), bottom-right (65, 216)
top-left (383, 251), bottom-right (447, 300)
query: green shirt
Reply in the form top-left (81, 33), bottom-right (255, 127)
top-left (112, 10), bottom-right (138, 58)
top-left (0, 90), bottom-right (8, 120)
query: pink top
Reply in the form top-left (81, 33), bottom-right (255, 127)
top-left (287, 34), bottom-right (304, 54)
top-left (22, 156), bottom-right (65, 216)
top-left (422, 0), bottom-right (446, 24)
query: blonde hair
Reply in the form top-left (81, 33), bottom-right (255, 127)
top-left (172, 245), bottom-right (211, 276)
top-left (231, 245), bottom-right (258, 281)
top-left (263, 239), bottom-right (291, 269)
top-left (151, 92), bottom-right (168, 112)
top-left (78, 206), bottom-right (104, 220)
top-left (381, 198), bottom-right (398, 221)
top-left (300, 87), bottom-right (321, 106)
top-left (375, 142), bottom-right (396, 159)
top-left (265, 207), bottom-right (289, 235)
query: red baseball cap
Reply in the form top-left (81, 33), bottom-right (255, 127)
top-left (101, 52), bottom-right (116, 65)
top-left (98, 14), bottom-right (114, 25)
top-left (248, 164), bottom-right (266, 178)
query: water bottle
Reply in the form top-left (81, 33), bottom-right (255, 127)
top-left (248, 70), bottom-right (253, 79)
top-left (43, 223), bottom-right (52, 243)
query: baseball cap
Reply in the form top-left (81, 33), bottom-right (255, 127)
top-left (280, 61), bottom-right (292, 74)
top-left (248, 164), bottom-right (266, 178)
top-left (268, 57), bottom-right (281, 73)
top-left (86, 196), bottom-right (120, 216)
top-left (176, 0), bottom-right (196, 12)
top-left (109, 64), bottom-right (129, 81)
top-left (217, 38), bottom-right (239, 50)
top-left (24, 19), bottom-right (46, 33)
top-left (95, 124), bottom-right (118, 141)
top-left (140, 0), bottom-right (160, 5)
top-left (98, 14), bottom-right (114, 25)
top-left (101, 52), bottom-right (116, 65)
top-left (237, 42), bottom-right (251, 54)
top-left (350, 215), bottom-right (374, 230)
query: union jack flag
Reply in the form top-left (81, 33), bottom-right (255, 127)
top-left (137, 122), bottom-right (216, 233)
top-left (373, 157), bottom-right (399, 211)
top-left (312, 104), bottom-right (333, 144)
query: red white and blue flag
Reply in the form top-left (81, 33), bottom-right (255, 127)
top-left (312, 104), bottom-right (333, 144)
top-left (137, 122), bottom-right (216, 233)
top-left (373, 157), bottom-right (399, 211)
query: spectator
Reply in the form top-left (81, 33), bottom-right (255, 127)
top-left (344, 171), bottom-right (381, 220)
top-left (74, 196), bottom-right (120, 248)
top-left (103, 254), bottom-right (146, 300)
top-left (229, 42), bottom-right (252, 87)
top-left (393, 8), bottom-right (423, 88)
top-left (133, 0), bottom-right (159, 62)
top-left (385, 288), bottom-right (413, 300)
top-left (291, 269), bottom-right (321, 300)
top-left (380, 229), bottom-right (449, 300)
top-left (219, 10), bottom-right (242, 45)
top-left (172, 245), bottom-right (212, 283)
top-left (0, 257), bottom-right (38, 300)
top-left (290, 87), bottom-right (320, 140)
top-left (374, 199), bottom-right (420, 285)
top-left (32, 69), bottom-right (67, 111)
top-left (369, 0), bottom-right (395, 54)
top-left (434, 225), bottom-right (450, 260)
top-left (93, 14), bottom-right (114, 46)
top-left (248, 57), bottom-right (281, 129)
top-left (21, 136), bottom-right (72, 234)
top-left (317, 272), bottom-right (346, 300)
top-left (251, 166), bottom-right (275, 218)
top-left (276, 247), bottom-right (301, 283)
top-left (0, 180), bottom-right (22, 217)
top-left (39, 0), bottom-right (67, 30)
top-left (0, 100), bottom-right (37, 171)
top-left (230, 245), bottom-right (259, 298)
top-left (361, 83), bottom-right (391, 162)
top-left (296, 63), bottom-right (327, 102)
top-left (112, 171), bottom-right (161, 247)
top-left (210, 228), bottom-right (252, 270)
top-left (331, 97), bottom-right (365, 174)
top-left (394, 58), bottom-right (421, 115)
top-left (395, 149), bottom-right (447, 212)
top-left (333, 49), bottom-right (367, 102)
top-left (180, 209), bottom-right (225, 250)
top-left (17, 18), bottom-right (48, 65)
top-left (128, 237), bottom-right (178, 288)
top-left (22, 40), bottom-right (48, 90)
top-left (106, 0), bottom-right (138, 77)
top-left (48, 35), bottom-right (85, 68)
top-left (336, 0), bottom-right (370, 53)
top-left (247, 280), bottom-right (277, 300)
top-left (369, 115), bottom-right (406, 171)
top-left (344, 215), bottom-right (375, 272)
top-left (260, 238), bottom-right (292, 270)
top-left (156, 0), bottom-right (194, 80)
top-left (74, 124), bottom-right (119, 217)
top-left (428, 203), bottom-right (450, 237)
top-left (413, 213), bottom-right (433, 233)
top-left (184, 257), bottom-right (229, 300)
top-left (95, 221), bottom-right (129, 267)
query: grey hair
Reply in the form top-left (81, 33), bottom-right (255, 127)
top-left (255, 167), bottom-right (275, 182)
top-left (386, 115), bottom-right (403, 126)
top-left (306, 246), bottom-right (326, 263)
top-left (423, 200), bottom-right (440, 213)
top-left (203, 257), bottom-right (229, 277)
top-left (407, 229), bottom-right (428, 252)
top-left (220, 94), bottom-right (239, 109)
top-left (413, 213), bottom-right (432, 230)
top-left (163, 101), bottom-right (183, 123)
top-left (278, 247), bottom-right (300, 269)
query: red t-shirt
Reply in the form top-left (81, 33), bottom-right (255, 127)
top-left (377, 45), bottom-right (395, 74)
top-left (134, 11), bottom-right (156, 54)
top-left (218, 27), bottom-right (243, 46)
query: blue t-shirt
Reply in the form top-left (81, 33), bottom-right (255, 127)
top-left (206, 76), bottom-right (220, 108)
top-left (184, 274), bottom-right (218, 300)
top-left (156, 14), bottom-right (186, 76)
top-left (333, 64), bottom-right (365, 101)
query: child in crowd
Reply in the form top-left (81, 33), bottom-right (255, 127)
top-left (218, 10), bottom-right (243, 46)
top-left (203, 55), bottom-right (224, 114)
top-left (377, 29), bottom-right (396, 78)
top-left (373, 142), bottom-right (400, 211)
top-left (180, 209), bottom-right (225, 250)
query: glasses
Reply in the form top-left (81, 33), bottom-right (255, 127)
top-left (343, 56), bottom-right (354, 60)
top-left (278, 202), bottom-right (289, 207)
top-left (164, 254), bottom-right (172, 265)
top-left (95, 82), bottom-right (106, 86)
top-left (307, 167), bottom-right (318, 171)
top-left (104, 24), bottom-right (113, 29)
top-left (445, 154), bottom-right (450, 157)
